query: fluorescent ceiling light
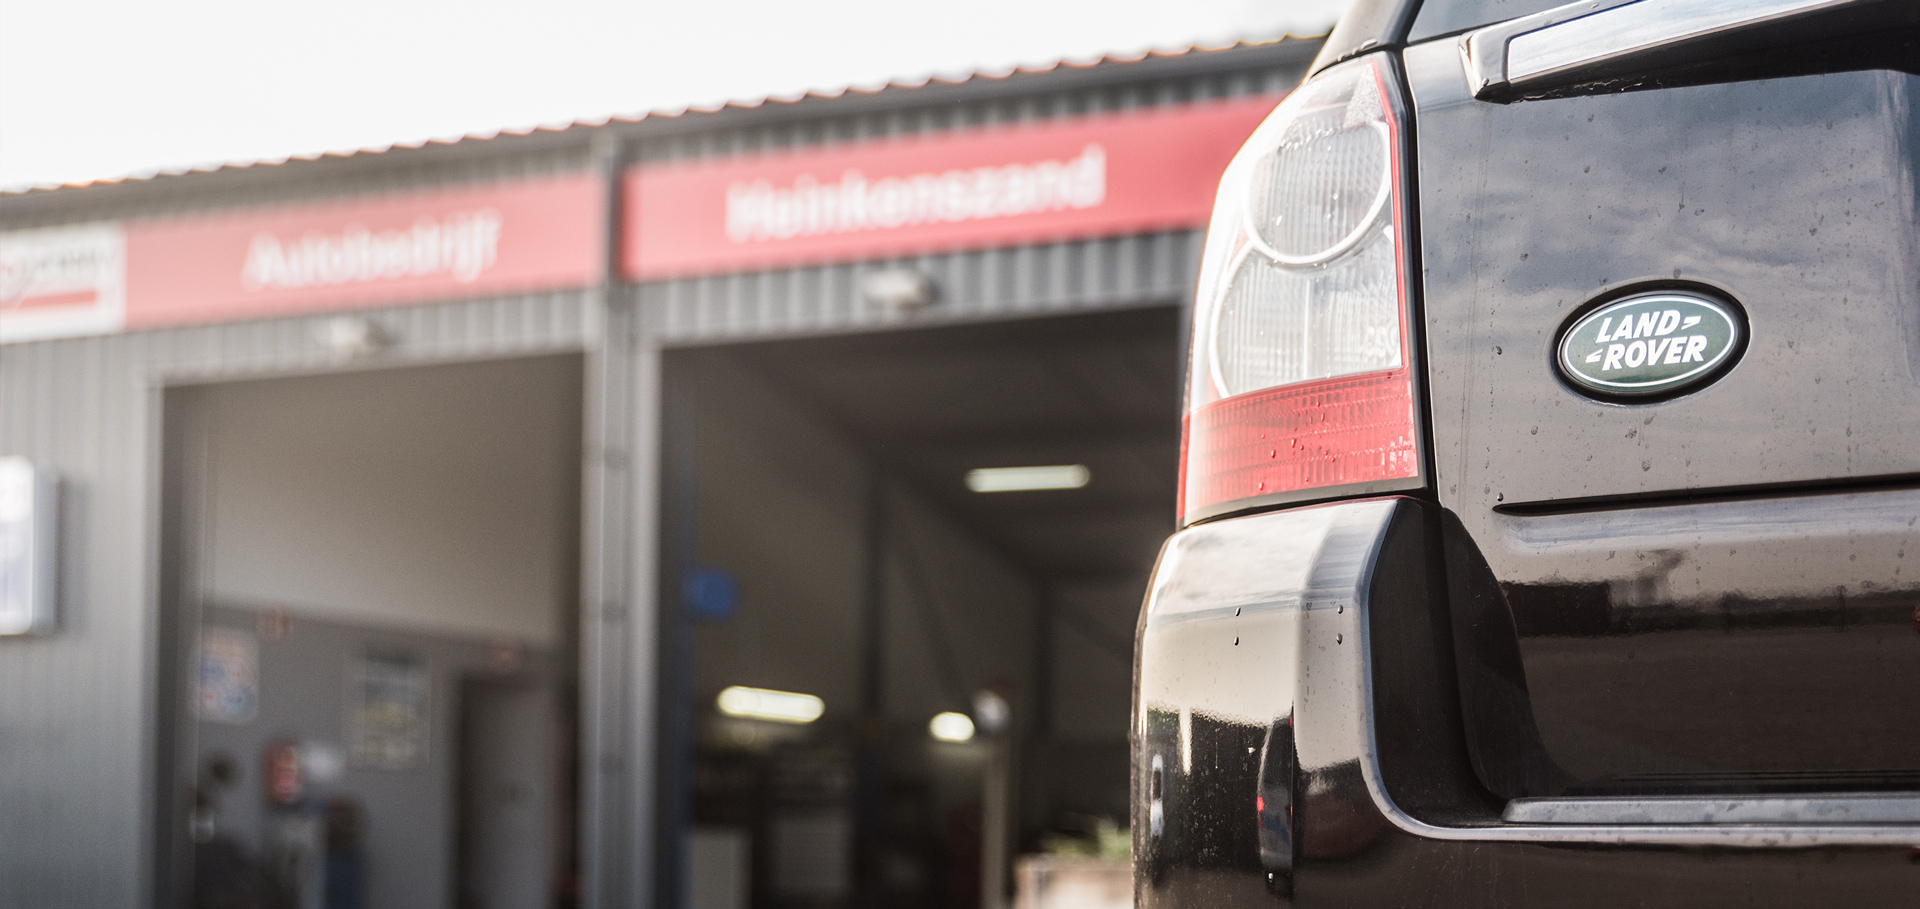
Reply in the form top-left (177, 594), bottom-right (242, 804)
top-left (929, 711), bottom-right (976, 743)
top-left (716, 686), bottom-right (824, 724)
top-left (965, 464), bottom-right (1090, 493)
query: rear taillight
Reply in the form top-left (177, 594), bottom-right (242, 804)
top-left (1180, 54), bottom-right (1420, 525)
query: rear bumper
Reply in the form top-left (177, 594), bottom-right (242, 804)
top-left (1132, 497), bottom-right (1920, 908)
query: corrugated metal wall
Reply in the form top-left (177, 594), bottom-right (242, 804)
top-left (0, 40), bottom-right (1314, 909)
top-left (639, 230), bottom-right (1202, 344)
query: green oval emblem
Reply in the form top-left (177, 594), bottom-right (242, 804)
top-left (1556, 291), bottom-right (1744, 399)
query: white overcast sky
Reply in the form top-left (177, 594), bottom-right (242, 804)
top-left (0, 0), bottom-right (1347, 192)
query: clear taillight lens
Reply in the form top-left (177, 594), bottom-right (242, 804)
top-left (1181, 55), bottom-right (1420, 524)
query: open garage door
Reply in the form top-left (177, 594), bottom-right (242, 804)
top-left (164, 355), bottom-right (585, 909)
top-left (659, 306), bottom-right (1180, 909)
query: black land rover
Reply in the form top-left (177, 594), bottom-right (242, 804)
top-left (1133, 0), bottom-right (1920, 905)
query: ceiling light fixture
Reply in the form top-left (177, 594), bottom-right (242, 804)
top-left (716, 686), bottom-right (824, 724)
top-left (929, 711), bottom-right (976, 743)
top-left (313, 315), bottom-right (391, 358)
top-left (965, 465), bottom-right (1090, 493)
top-left (861, 268), bottom-right (934, 311)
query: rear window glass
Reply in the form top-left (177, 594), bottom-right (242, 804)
top-left (1407, 0), bottom-right (1568, 41)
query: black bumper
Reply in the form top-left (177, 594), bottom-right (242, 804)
top-left (1132, 497), bottom-right (1920, 907)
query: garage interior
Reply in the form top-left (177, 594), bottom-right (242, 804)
top-left (164, 355), bottom-right (586, 909)
top-left (155, 301), bottom-right (1186, 909)
top-left (660, 305), bottom-right (1183, 909)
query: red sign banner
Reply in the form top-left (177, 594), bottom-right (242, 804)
top-left (621, 95), bottom-right (1283, 280)
top-left (121, 174), bottom-right (602, 330)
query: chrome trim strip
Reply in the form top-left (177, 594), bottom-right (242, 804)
top-left (1463, 0), bottom-right (1863, 99)
top-left (1509, 0), bottom-right (1857, 80)
top-left (1505, 794), bottom-right (1920, 825)
top-left (1460, 0), bottom-right (1627, 97)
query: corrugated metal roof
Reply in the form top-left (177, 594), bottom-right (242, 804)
top-left (2, 35), bottom-right (1320, 196)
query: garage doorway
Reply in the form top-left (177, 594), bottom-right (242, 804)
top-left (658, 306), bottom-right (1180, 909)
top-left (163, 354), bottom-right (584, 909)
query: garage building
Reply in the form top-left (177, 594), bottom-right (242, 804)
top-left (0, 38), bottom-right (1317, 909)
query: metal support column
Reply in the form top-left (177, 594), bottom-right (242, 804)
top-left (580, 127), bottom-right (667, 909)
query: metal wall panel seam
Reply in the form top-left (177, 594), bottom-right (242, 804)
top-left (137, 368), bottom-right (170, 909)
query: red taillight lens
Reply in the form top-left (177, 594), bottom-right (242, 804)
top-left (1183, 368), bottom-right (1417, 514)
top-left (1180, 55), bottom-right (1419, 524)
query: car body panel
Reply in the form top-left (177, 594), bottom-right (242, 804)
top-left (1408, 44), bottom-right (1920, 510)
top-left (1406, 30), bottom-right (1920, 798)
top-left (1133, 500), bottom-right (1920, 907)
